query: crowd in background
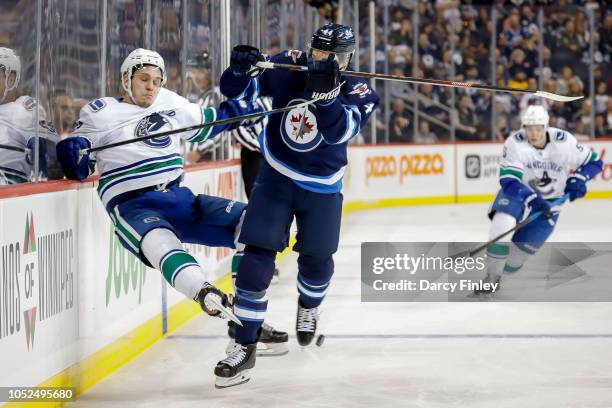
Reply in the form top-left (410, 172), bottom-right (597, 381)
top-left (1, 0), bottom-right (610, 160)
top-left (366, 0), bottom-right (611, 142)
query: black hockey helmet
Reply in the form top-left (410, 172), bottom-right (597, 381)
top-left (308, 23), bottom-right (356, 68)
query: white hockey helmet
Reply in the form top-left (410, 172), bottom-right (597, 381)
top-left (120, 48), bottom-right (166, 100)
top-left (521, 105), bottom-right (549, 128)
top-left (0, 47), bottom-right (21, 104)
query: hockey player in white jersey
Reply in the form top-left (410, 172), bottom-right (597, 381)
top-left (475, 105), bottom-right (603, 295)
top-left (0, 47), bottom-right (56, 184)
top-left (56, 48), bottom-right (265, 320)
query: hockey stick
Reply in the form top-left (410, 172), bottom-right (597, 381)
top-left (0, 144), bottom-right (29, 154)
top-left (81, 98), bottom-right (319, 155)
top-left (462, 193), bottom-right (570, 258)
top-left (206, 295), bottom-right (242, 326)
top-left (256, 61), bottom-right (583, 103)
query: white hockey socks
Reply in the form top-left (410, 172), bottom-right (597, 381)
top-left (486, 212), bottom-right (516, 279)
top-left (141, 228), bottom-right (206, 300)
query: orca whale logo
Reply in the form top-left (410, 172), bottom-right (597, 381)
top-left (136, 113), bottom-right (171, 148)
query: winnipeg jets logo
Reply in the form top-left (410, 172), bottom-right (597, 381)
top-left (349, 83), bottom-right (371, 98)
top-left (281, 99), bottom-right (322, 152)
top-left (338, 29), bottom-right (354, 40)
top-left (320, 29), bottom-right (333, 37)
top-left (289, 113), bottom-right (315, 138)
top-left (136, 113), bottom-right (171, 148)
top-left (286, 49), bottom-right (303, 63)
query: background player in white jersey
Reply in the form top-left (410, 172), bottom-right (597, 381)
top-left (55, 48), bottom-right (263, 320)
top-left (0, 47), bottom-right (57, 184)
top-left (475, 105), bottom-right (603, 295)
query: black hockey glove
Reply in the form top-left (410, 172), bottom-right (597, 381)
top-left (305, 54), bottom-right (341, 97)
top-left (230, 45), bottom-right (265, 77)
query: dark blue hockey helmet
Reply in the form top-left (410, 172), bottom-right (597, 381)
top-left (308, 23), bottom-right (356, 69)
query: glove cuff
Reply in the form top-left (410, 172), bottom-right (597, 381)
top-left (570, 173), bottom-right (587, 182)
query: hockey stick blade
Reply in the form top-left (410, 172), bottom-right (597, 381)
top-left (206, 295), bottom-right (243, 326)
top-left (82, 98), bottom-right (319, 155)
top-left (534, 91), bottom-right (583, 102)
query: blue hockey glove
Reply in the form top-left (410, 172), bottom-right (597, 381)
top-left (56, 136), bottom-right (91, 181)
top-left (525, 192), bottom-right (551, 217)
top-left (26, 137), bottom-right (48, 172)
top-left (230, 45), bottom-right (265, 77)
top-left (220, 99), bottom-right (265, 129)
top-left (564, 174), bottom-right (587, 201)
top-left (305, 54), bottom-right (340, 98)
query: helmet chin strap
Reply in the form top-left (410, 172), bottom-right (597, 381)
top-left (1, 71), bottom-right (10, 104)
top-left (122, 72), bottom-right (137, 104)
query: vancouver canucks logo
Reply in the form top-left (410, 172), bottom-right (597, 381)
top-left (528, 170), bottom-right (556, 196)
top-left (281, 99), bottom-right (322, 152)
top-left (136, 113), bottom-right (171, 148)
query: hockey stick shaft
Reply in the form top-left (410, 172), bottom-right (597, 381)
top-left (256, 61), bottom-right (583, 103)
top-left (83, 98), bottom-right (318, 155)
top-left (0, 144), bottom-right (28, 153)
top-left (466, 194), bottom-right (569, 257)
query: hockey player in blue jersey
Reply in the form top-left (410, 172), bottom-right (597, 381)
top-left (213, 23), bottom-right (380, 387)
top-left (474, 105), bottom-right (603, 296)
top-left (56, 48), bottom-right (267, 323)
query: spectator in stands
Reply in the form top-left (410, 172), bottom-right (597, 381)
top-left (599, 13), bottom-right (612, 58)
top-left (507, 49), bottom-right (532, 90)
top-left (435, 0), bottom-right (461, 33)
top-left (494, 102), bottom-right (510, 141)
top-left (416, 120), bottom-right (438, 144)
top-left (473, 90), bottom-right (492, 124)
top-left (572, 99), bottom-right (593, 134)
top-left (453, 94), bottom-right (477, 140)
top-left (389, 98), bottom-right (412, 143)
top-left (50, 90), bottom-right (80, 139)
top-left (389, 17), bottom-right (412, 46)
top-left (388, 44), bottom-right (412, 73)
top-left (594, 114), bottom-right (608, 138)
top-left (556, 65), bottom-right (575, 95)
top-left (550, 100), bottom-right (571, 130)
top-left (595, 81), bottom-right (609, 115)
top-left (535, 46), bottom-right (553, 81)
top-left (573, 121), bottom-right (589, 141)
top-left (165, 63), bottom-right (181, 93)
top-left (554, 18), bottom-right (583, 59)
top-left (185, 67), bottom-right (212, 103)
top-left (498, 8), bottom-right (526, 58)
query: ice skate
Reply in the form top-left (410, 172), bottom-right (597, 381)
top-left (227, 321), bottom-right (289, 356)
top-left (215, 342), bottom-right (257, 388)
top-left (296, 300), bottom-right (319, 346)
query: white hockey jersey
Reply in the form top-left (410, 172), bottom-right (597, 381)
top-left (73, 88), bottom-right (216, 208)
top-left (0, 96), bottom-right (56, 184)
top-left (499, 127), bottom-right (596, 199)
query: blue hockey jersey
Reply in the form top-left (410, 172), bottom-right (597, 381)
top-left (220, 50), bottom-right (379, 193)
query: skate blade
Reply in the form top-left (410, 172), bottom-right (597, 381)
top-left (256, 342), bottom-right (289, 357)
top-left (215, 370), bottom-right (251, 389)
top-left (207, 296), bottom-right (243, 326)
